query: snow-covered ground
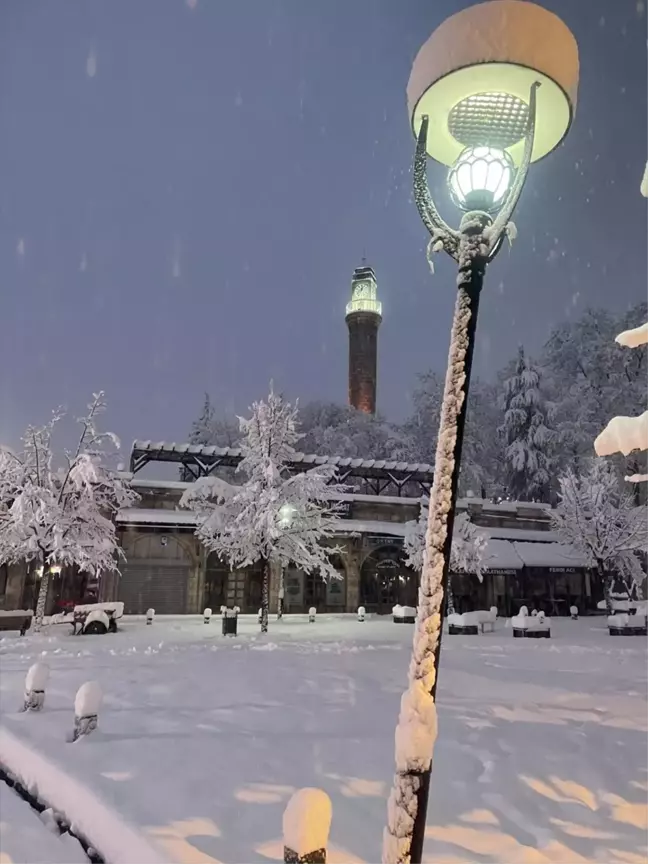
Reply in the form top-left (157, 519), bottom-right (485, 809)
top-left (0, 614), bottom-right (646, 864)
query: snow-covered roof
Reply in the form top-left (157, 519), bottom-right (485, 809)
top-left (513, 542), bottom-right (589, 569)
top-left (481, 539), bottom-right (524, 571)
top-left (484, 526), bottom-right (559, 543)
top-left (130, 478), bottom-right (192, 492)
top-left (130, 440), bottom-right (434, 477)
top-left (331, 519), bottom-right (407, 538)
top-left (116, 508), bottom-right (197, 527)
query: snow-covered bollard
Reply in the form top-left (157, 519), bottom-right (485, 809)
top-left (282, 787), bottom-right (332, 864)
top-left (357, 606), bottom-right (365, 622)
top-left (203, 607), bottom-right (212, 624)
top-left (308, 607), bottom-right (316, 624)
top-left (73, 681), bottom-right (102, 742)
top-left (146, 608), bottom-right (155, 626)
top-left (258, 607), bottom-right (263, 625)
top-left (22, 662), bottom-right (49, 712)
top-left (531, 609), bottom-right (539, 617)
top-left (570, 605), bottom-right (579, 620)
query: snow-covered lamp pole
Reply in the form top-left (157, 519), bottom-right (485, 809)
top-left (383, 4), bottom-right (579, 863)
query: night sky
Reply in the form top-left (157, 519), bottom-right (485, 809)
top-left (0, 0), bottom-right (646, 453)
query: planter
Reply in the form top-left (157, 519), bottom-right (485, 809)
top-left (449, 624), bottom-right (479, 635)
top-left (513, 628), bottom-right (550, 639)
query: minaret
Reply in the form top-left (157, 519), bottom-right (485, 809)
top-left (345, 263), bottom-right (382, 414)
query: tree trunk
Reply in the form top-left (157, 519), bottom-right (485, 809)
top-left (277, 567), bottom-right (285, 620)
top-left (261, 558), bottom-right (270, 633)
top-left (33, 567), bottom-right (49, 634)
top-left (598, 563), bottom-right (612, 615)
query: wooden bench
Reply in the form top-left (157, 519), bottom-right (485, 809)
top-left (71, 603), bottom-right (124, 635)
top-left (0, 611), bottom-right (33, 636)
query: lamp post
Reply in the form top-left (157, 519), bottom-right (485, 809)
top-left (383, 3), bottom-right (579, 863)
top-left (278, 503), bottom-right (297, 619)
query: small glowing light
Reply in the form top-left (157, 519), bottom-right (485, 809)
top-left (448, 146), bottom-right (515, 212)
top-left (35, 567), bottom-right (44, 579)
top-left (278, 502), bottom-right (297, 528)
top-left (50, 565), bottom-right (62, 575)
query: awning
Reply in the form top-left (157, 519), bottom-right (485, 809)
top-left (482, 539), bottom-right (524, 571)
top-left (331, 519), bottom-right (407, 538)
top-left (513, 541), bottom-right (589, 569)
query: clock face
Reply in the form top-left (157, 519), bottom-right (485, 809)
top-left (355, 281), bottom-right (370, 299)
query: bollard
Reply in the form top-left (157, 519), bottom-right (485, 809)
top-left (22, 662), bottom-right (50, 712)
top-left (258, 607), bottom-right (263, 624)
top-left (308, 607), bottom-right (316, 624)
top-left (204, 607), bottom-right (212, 624)
top-left (73, 681), bottom-right (102, 742)
top-left (357, 606), bottom-right (365, 622)
top-left (570, 605), bottom-right (579, 620)
top-left (146, 608), bottom-right (155, 626)
top-left (283, 788), bottom-right (332, 864)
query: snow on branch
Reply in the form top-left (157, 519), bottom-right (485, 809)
top-left (615, 321), bottom-right (648, 348)
top-left (594, 412), bottom-right (648, 458)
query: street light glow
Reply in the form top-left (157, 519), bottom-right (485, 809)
top-left (448, 146), bottom-right (515, 213)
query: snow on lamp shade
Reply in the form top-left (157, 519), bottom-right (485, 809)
top-left (448, 145), bottom-right (514, 212)
top-left (407, 0), bottom-right (579, 167)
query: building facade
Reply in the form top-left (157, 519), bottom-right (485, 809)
top-left (0, 441), bottom-right (612, 618)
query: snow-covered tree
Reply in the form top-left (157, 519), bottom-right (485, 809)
top-left (182, 393), bottom-right (242, 482)
top-left (498, 345), bottom-right (553, 502)
top-left (550, 460), bottom-right (647, 611)
top-left (404, 502), bottom-right (487, 613)
top-left (404, 372), bottom-right (504, 497)
top-left (594, 321), bottom-right (648, 485)
top-left (543, 304), bottom-right (647, 478)
top-left (0, 394), bottom-right (138, 631)
top-left (180, 388), bottom-right (347, 632)
top-left (298, 401), bottom-right (413, 462)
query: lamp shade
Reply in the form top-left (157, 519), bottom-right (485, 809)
top-left (407, 0), bottom-right (579, 167)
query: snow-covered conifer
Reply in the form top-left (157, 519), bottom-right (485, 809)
top-left (550, 460), bottom-right (647, 611)
top-left (498, 345), bottom-right (553, 501)
top-left (181, 387), bottom-right (347, 633)
top-left (0, 394), bottom-right (138, 631)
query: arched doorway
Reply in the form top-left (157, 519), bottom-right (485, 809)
top-left (360, 545), bottom-right (417, 614)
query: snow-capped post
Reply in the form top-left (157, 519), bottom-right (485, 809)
top-left (570, 605), bottom-right (578, 620)
top-left (308, 607), bottom-right (316, 623)
top-left (146, 608), bottom-right (155, 625)
top-left (203, 606), bottom-right (212, 624)
top-left (282, 787), bottom-right (332, 864)
top-left (357, 606), bottom-right (365, 622)
top-left (386, 4), bottom-right (579, 858)
top-left (22, 662), bottom-right (49, 712)
top-left (0, 393), bottom-right (139, 634)
top-left (73, 681), bottom-right (102, 742)
top-left (180, 388), bottom-right (347, 636)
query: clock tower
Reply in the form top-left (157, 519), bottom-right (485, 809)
top-left (345, 263), bottom-right (382, 414)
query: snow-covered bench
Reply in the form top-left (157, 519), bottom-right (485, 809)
top-left (72, 602), bottom-right (124, 635)
top-left (608, 612), bottom-right (647, 636)
top-left (0, 609), bottom-right (33, 636)
top-left (448, 607), bottom-right (498, 635)
top-left (392, 605), bottom-right (416, 624)
top-left (512, 607), bottom-right (551, 639)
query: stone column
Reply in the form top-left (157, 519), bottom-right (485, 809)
top-left (345, 540), bottom-right (361, 611)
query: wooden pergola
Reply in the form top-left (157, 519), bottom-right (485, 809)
top-left (129, 440), bottom-right (433, 497)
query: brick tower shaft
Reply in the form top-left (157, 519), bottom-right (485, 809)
top-left (345, 265), bottom-right (382, 415)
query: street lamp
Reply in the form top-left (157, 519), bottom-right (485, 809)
top-left (384, 3), bottom-right (579, 863)
top-left (278, 503), bottom-right (297, 619)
